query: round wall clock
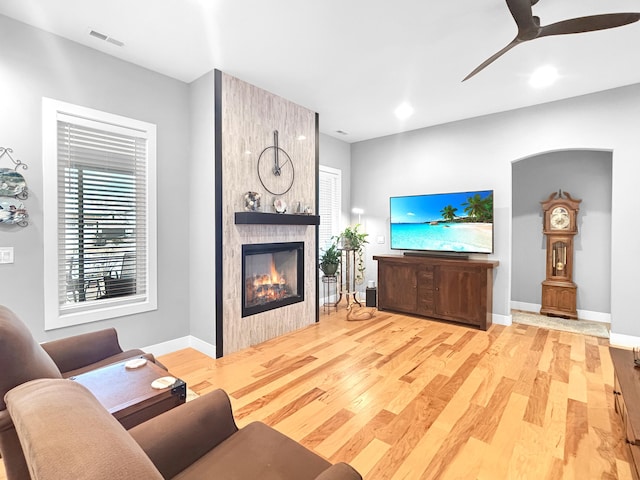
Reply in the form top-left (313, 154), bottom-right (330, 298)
top-left (257, 130), bottom-right (295, 196)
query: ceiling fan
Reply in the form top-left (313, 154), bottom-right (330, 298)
top-left (463, 0), bottom-right (640, 81)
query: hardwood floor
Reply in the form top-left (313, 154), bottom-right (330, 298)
top-left (0, 308), bottom-right (631, 479)
top-left (158, 309), bottom-right (631, 479)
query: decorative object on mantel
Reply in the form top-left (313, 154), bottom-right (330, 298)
top-left (295, 201), bottom-right (313, 215)
top-left (257, 130), bottom-right (295, 195)
top-left (273, 198), bottom-right (287, 214)
top-left (243, 191), bottom-right (262, 211)
top-left (0, 146), bottom-right (29, 227)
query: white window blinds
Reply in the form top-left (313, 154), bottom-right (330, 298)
top-left (57, 117), bottom-right (147, 309)
top-left (319, 166), bottom-right (341, 251)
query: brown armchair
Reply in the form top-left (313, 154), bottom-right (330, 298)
top-left (0, 305), bottom-right (165, 480)
top-left (6, 379), bottom-right (362, 480)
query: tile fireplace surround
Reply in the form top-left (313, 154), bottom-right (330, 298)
top-left (216, 70), bottom-right (319, 356)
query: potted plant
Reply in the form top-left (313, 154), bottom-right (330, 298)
top-left (319, 243), bottom-right (340, 276)
top-left (335, 224), bottom-right (369, 284)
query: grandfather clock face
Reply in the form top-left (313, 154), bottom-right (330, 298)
top-left (550, 207), bottom-right (570, 230)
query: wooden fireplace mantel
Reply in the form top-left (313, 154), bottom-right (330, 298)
top-left (234, 211), bottom-right (320, 226)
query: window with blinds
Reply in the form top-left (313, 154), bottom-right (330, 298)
top-left (319, 166), bottom-right (342, 251)
top-left (43, 99), bottom-right (157, 329)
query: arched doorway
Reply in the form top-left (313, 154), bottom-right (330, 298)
top-left (511, 149), bottom-right (612, 336)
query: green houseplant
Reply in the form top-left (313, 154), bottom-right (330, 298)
top-left (335, 224), bottom-right (369, 285)
top-left (319, 243), bottom-right (340, 276)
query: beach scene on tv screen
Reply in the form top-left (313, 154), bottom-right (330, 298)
top-left (390, 190), bottom-right (493, 253)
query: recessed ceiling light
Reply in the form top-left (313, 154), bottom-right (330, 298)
top-left (530, 65), bottom-right (558, 88)
top-left (335, 130), bottom-right (349, 135)
top-left (394, 102), bottom-right (414, 120)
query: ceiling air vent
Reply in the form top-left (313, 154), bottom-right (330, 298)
top-left (89, 29), bottom-right (124, 47)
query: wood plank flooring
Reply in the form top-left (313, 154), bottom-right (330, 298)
top-left (0, 308), bottom-right (631, 479)
top-left (158, 309), bottom-right (630, 479)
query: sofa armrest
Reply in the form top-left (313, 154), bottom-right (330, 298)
top-left (314, 462), bottom-right (363, 480)
top-left (129, 389), bottom-right (239, 479)
top-left (41, 328), bottom-right (123, 374)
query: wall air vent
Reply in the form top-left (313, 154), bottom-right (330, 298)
top-left (89, 29), bottom-right (124, 47)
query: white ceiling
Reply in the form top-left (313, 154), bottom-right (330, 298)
top-left (2, 0), bottom-right (640, 143)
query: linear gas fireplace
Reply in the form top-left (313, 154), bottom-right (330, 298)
top-left (242, 242), bottom-right (304, 317)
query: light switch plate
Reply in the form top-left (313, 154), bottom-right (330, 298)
top-left (0, 247), bottom-right (14, 264)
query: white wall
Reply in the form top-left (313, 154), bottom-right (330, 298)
top-left (351, 83), bottom-right (640, 338)
top-left (0, 15), bottom-right (191, 347)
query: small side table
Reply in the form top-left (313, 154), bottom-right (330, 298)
top-left (322, 275), bottom-right (338, 314)
top-left (71, 358), bottom-right (186, 429)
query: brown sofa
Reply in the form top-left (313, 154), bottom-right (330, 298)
top-left (6, 378), bottom-right (362, 480)
top-left (0, 304), bottom-right (165, 480)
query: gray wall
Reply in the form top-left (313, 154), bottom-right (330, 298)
top-left (350, 84), bottom-right (640, 338)
top-left (0, 15), bottom-right (191, 347)
top-left (512, 151), bottom-right (612, 314)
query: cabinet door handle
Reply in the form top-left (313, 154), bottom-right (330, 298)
top-left (613, 390), bottom-right (621, 396)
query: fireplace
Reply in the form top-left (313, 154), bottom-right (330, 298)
top-left (242, 242), bottom-right (304, 317)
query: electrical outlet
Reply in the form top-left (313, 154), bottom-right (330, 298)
top-left (0, 247), bottom-right (14, 264)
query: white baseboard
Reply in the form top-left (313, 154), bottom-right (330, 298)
top-left (510, 301), bottom-right (610, 324)
top-left (493, 313), bottom-right (512, 326)
top-left (510, 301), bottom-right (540, 313)
top-left (188, 336), bottom-right (217, 358)
top-left (143, 335), bottom-right (216, 359)
top-left (609, 333), bottom-right (640, 348)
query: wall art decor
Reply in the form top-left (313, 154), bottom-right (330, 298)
top-left (0, 146), bottom-right (29, 226)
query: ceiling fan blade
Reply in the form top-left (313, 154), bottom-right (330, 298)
top-left (538, 13), bottom-right (640, 37)
top-left (462, 39), bottom-right (521, 81)
top-left (505, 0), bottom-right (537, 30)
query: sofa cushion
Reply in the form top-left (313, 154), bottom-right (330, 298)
top-left (5, 378), bottom-right (163, 480)
top-left (0, 305), bottom-right (61, 410)
top-left (173, 421), bottom-right (332, 480)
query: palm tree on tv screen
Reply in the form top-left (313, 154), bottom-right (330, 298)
top-left (462, 193), bottom-right (493, 222)
top-left (440, 205), bottom-right (458, 222)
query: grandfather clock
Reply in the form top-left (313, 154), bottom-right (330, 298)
top-left (540, 190), bottom-right (581, 319)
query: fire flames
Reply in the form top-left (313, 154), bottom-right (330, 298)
top-left (245, 259), bottom-right (290, 306)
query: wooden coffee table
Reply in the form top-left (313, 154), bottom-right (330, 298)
top-left (70, 357), bottom-right (186, 429)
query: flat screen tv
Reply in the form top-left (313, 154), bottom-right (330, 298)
top-left (390, 190), bottom-right (494, 254)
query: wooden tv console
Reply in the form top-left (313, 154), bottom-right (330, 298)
top-left (373, 254), bottom-right (498, 330)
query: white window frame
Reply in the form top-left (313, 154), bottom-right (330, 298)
top-left (42, 98), bottom-right (157, 330)
top-left (319, 165), bottom-right (342, 250)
